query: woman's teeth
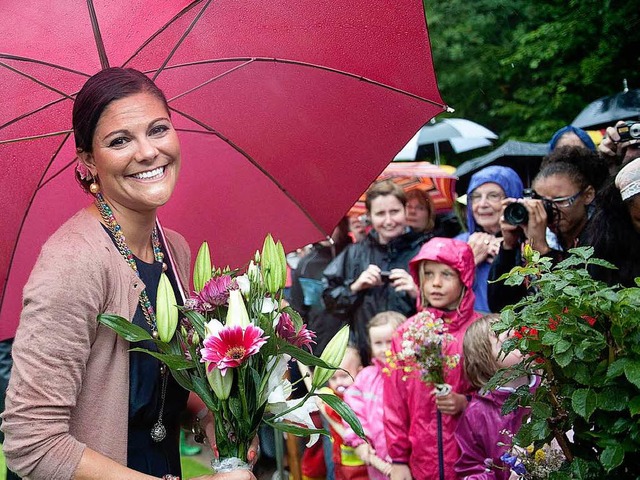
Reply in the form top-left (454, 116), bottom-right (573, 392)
top-left (132, 166), bottom-right (164, 180)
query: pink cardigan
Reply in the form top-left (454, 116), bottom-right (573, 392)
top-left (1, 208), bottom-right (190, 479)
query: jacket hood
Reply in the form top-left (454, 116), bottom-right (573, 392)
top-left (466, 166), bottom-right (524, 233)
top-left (408, 237), bottom-right (476, 321)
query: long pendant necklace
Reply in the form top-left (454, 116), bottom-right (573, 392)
top-left (95, 192), bottom-right (169, 443)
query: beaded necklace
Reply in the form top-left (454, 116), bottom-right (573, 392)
top-left (94, 192), bottom-right (169, 442)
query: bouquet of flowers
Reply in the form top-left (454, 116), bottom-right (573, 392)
top-left (385, 310), bottom-right (460, 394)
top-left (495, 432), bottom-right (566, 479)
top-left (100, 234), bottom-right (364, 472)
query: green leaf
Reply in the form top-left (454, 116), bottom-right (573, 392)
top-left (279, 342), bottom-right (334, 369)
top-left (192, 376), bottom-right (218, 413)
top-left (587, 258), bottom-right (617, 270)
top-left (572, 389), bottom-right (597, 420)
top-left (624, 360), bottom-right (640, 389)
top-left (607, 358), bottom-right (630, 380)
top-left (553, 339), bottom-right (572, 354)
top-left (597, 388), bottom-right (628, 411)
top-left (317, 393), bottom-right (365, 439)
top-left (629, 396), bottom-right (640, 416)
top-left (555, 349), bottom-right (574, 368)
top-left (128, 348), bottom-right (194, 370)
top-left (562, 286), bottom-right (581, 297)
top-left (600, 445), bottom-right (624, 472)
top-left (181, 309), bottom-right (207, 341)
top-left (98, 314), bottom-right (153, 342)
top-left (264, 419), bottom-right (329, 439)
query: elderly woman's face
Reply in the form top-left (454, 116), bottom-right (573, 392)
top-left (470, 182), bottom-right (504, 234)
top-left (81, 92), bottom-right (181, 214)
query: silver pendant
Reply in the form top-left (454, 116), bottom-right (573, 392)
top-left (151, 420), bottom-right (167, 442)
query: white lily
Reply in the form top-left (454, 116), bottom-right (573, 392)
top-left (236, 274), bottom-right (250, 295)
top-left (261, 297), bottom-right (278, 315)
top-left (267, 394), bottom-right (320, 447)
top-left (226, 290), bottom-right (250, 328)
top-left (204, 318), bottom-right (224, 338)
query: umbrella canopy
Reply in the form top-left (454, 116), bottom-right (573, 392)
top-left (0, 0), bottom-right (448, 340)
top-left (572, 88), bottom-right (640, 130)
top-left (348, 161), bottom-right (457, 216)
top-left (454, 140), bottom-right (549, 194)
top-left (394, 118), bottom-right (497, 163)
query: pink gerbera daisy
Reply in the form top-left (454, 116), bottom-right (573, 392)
top-left (201, 324), bottom-right (268, 376)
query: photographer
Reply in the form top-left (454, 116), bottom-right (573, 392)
top-left (488, 154), bottom-right (600, 312)
top-left (599, 119), bottom-right (640, 168)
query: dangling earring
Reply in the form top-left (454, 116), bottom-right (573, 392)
top-left (89, 180), bottom-right (100, 194)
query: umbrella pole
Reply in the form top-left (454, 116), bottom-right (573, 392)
top-left (434, 142), bottom-right (441, 166)
top-left (437, 410), bottom-right (445, 480)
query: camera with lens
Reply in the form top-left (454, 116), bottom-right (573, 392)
top-left (503, 189), bottom-right (555, 226)
top-left (617, 121), bottom-right (640, 142)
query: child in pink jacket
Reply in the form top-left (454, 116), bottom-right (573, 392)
top-left (342, 311), bottom-right (406, 480)
top-left (384, 238), bottom-right (480, 480)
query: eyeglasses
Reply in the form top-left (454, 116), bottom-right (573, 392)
top-left (469, 191), bottom-right (505, 204)
top-left (538, 190), bottom-right (583, 208)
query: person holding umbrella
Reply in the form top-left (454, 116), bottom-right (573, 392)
top-left (322, 180), bottom-right (428, 366)
top-left (1, 68), bottom-right (256, 480)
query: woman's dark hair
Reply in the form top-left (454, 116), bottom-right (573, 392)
top-left (540, 146), bottom-right (608, 192)
top-left (365, 180), bottom-right (406, 212)
top-left (73, 68), bottom-right (170, 191)
top-left (534, 160), bottom-right (591, 192)
top-left (584, 175), bottom-right (640, 287)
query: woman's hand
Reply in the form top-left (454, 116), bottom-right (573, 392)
top-left (355, 443), bottom-right (373, 464)
top-left (599, 121), bottom-right (625, 158)
top-left (390, 463), bottom-right (412, 480)
top-left (199, 411), bottom-right (260, 466)
top-left (467, 232), bottom-right (498, 265)
top-left (434, 391), bottom-right (468, 416)
top-left (389, 268), bottom-right (419, 299)
top-left (520, 199), bottom-right (550, 255)
top-left (350, 264), bottom-right (383, 293)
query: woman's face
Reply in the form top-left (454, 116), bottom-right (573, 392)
top-left (491, 330), bottom-right (523, 368)
top-left (406, 197), bottom-right (430, 232)
top-left (533, 173), bottom-right (594, 239)
top-left (420, 260), bottom-right (464, 310)
top-left (80, 91), bottom-right (181, 215)
top-left (369, 194), bottom-right (407, 244)
top-left (470, 182), bottom-right (505, 234)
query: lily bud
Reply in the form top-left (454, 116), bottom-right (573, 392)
top-left (312, 325), bottom-right (350, 389)
top-left (254, 250), bottom-right (261, 263)
top-left (247, 260), bottom-right (261, 283)
top-left (207, 365), bottom-right (234, 400)
top-left (226, 290), bottom-right (250, 328)
top-left (156, 273), bottom-right (179, 342)
top-left (262, 234), bottom-right (286, 294)
top-left (192, 330), bottom-right (200, 346)
top-left (193, 241), bottom-right (212, 292)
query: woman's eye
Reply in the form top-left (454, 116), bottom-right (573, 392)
top-left (108, 137), bottom-right (128, 147)
top-left (150, 124), bottom-right (169, 136)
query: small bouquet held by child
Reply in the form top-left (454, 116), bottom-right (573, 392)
top-left (385, 310), bottom-right (460, 394)
top-left (496, 432), bottom-right (566, 480)
top-left (100, 234), bottom-right (364, 472)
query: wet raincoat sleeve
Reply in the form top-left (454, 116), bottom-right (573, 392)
top-left (382, 335), bottom-right (411, 464)
top-left (322, 247), bottom-right (361, 319)
top-left (454, 411), bottom-right (497, 480)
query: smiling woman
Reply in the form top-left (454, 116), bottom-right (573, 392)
top-left (322, 180), bottom-right (431, 366)
top-left (1, 68), bottom-right (254, 480)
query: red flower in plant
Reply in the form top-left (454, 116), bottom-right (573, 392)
top-left (201, 324), bottom-right (268, 376)
top-left (276, 313), bottom-right (316, 351)
top-left (514, 326), bottom-right (539, 339)
top-left (548, 316), bottom-right (560, 331)
top-left (581, 315), bottom-right (597, 327)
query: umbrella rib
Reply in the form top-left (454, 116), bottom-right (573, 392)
top-left (0, 133), bottom-right (72, 318)
top-left (121, 0), bottom-right (203, 69)
top-left (0, 54), bottom-right (92, 78)
top-left (0, 130), bottom-right (72, 145)
top-left (0, 96), bottom-right (70, 134)
top-left (151, 0), bottom-right (213, 82)
top-left (0, 61), bottom-right (76, 100)
top-left (156, 57), bottom-right (449, 108)
top-left (86, 0), bottom-right (110, 69)
top-left (169, 107), bottom-right (329, 238)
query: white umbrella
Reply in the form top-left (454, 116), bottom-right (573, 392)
top-left (394, 118), bottom-right (498, 164)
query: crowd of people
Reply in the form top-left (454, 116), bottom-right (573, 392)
top-left (0, 64), bottom-right (639, 480)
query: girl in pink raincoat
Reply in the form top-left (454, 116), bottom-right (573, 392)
top-left (342, 310), bottom-right (407, 480)
top-left (384, 237), bottom-right (481, 480)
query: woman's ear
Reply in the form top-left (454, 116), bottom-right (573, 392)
top-left (583, 185), bottom-right (596, 206)
top-left (77, 150), bottom-right (97, 177)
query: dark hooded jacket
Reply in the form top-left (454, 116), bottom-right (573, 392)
top-left (322, 228), bottom-right (429, 365)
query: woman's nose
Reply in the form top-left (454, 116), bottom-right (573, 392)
top-left (135, 137), bottom-right (159, 162)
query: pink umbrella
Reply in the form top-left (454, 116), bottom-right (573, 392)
top-left (0, 0), bottom-right (449, 340)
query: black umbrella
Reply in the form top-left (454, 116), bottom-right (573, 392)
top-left (454, 140), bottom-right (549, 193)
top-left (572, 88), bottom-right (640, 130)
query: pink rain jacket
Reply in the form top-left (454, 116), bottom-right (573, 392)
top-left (383, 238), bottom-right (480, 480)
top-left (343, 359), bottom-right (389, 480)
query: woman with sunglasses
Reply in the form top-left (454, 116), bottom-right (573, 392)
top-left (487, 147), bottom-right (607, 312)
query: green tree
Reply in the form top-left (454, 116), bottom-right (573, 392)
top-left (424, 0), bottom-right (640, 147)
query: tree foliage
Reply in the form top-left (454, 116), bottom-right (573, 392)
top-left (424, 0), bottom-right (640, 147)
